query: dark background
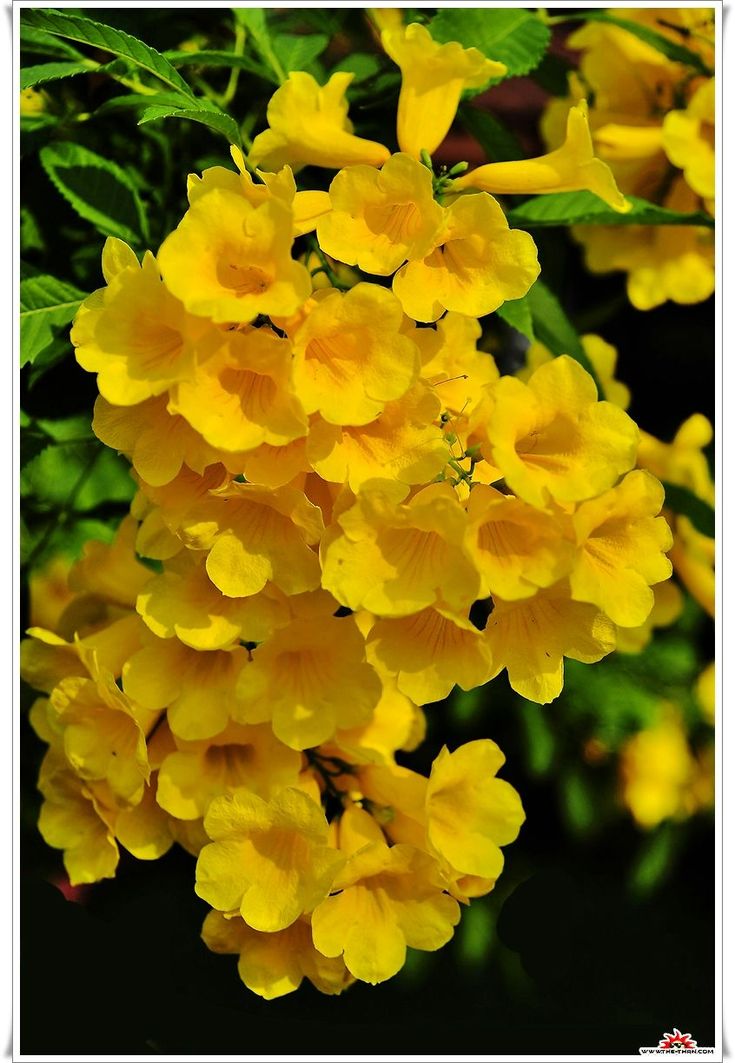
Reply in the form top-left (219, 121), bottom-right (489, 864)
top-left (20, 7), bottom-right (716, 1056)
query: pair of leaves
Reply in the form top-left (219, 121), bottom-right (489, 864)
top-left (430, 8), bottom-right (550, 82)
top-left (20, 273), bottom-right (86, 369)
top-left (233, 8), bottom-right (329, 82)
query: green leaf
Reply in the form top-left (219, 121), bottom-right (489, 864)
top-left (233, 7), bottom-right (286, 83)
top-left (430, 8), bottom-right (551, 79)
top-left (137, 105), bottom-right (242, 147)
top-left (40, 141), bottom-right (149, 245)
top-left (629, 823), bottom-right (678, 897)
top-left (506, 191), bottom-right (715, 229)
top-left (562, 12), bottom-right (712, 77)
top-left (661, 482), bottom-right (715, 539)
top-left (496, 297), bottom-right (535, 342)
top-left (460, 105), bottom-right (523, 163)
top-left (20, 273), bottom-right (85, 368)
top-left (20, 23), bottom-right (86, 60)
top-left (523, 280), bottom-right (603, 396)
top-left (94, 90), bottom-right (195, 116)
top-left (519, 702), bottom-right (555, 777)
top-left (331, 52), bottom-right (383, 84)
top-left (21, 426), bottom-right (52, 469)
top-left (21, 9), bottom-right (196, 99)
top-left (163, 48), bottom-right (271, 81)
top-left (272, 32), bottom-right (329, 73)
top-left (20, 60), bottom-right (96, 90)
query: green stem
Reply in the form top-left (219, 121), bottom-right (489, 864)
top-left (221, 22), bottom-right (246, 108)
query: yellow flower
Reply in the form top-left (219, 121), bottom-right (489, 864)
top-left (574, 179), bottom-right (714, 310)
top-left (196, 788), bottom-right (344, 931)
top-left (72, 241), bottom-right (219, 406)
top-left (123, 637), bottom-right (248, 740)
top-left (570, 470), bottom-right (673, 627)
top-left (168, 327), bottom-right (308, 453)
top-left (663, 78), bottom-right (715, 202)
top-left (619, 709), bottom-right (698, 829)
top-left (669, 516), bottom-right (715, 618)
top-left (483, 581), bottom-right (617, 704)
top-left (426, 740), bottom-right (525, 881)
top-left (453, 101), bottom-right (630, 213)
top-left (321, 481), bottom-right (479, 617)
top-left (92, 395), bottom-right (226, 488)
top-left (695, 661), bottom-right (715, 726)
top-left (21, 613), bottom-right (143, 695)
top-left (484, 355), bottom-right (639, 507)
top-left (201, 911), bottom-right (353, 999)
top-left (48, 671), bottom-right (152, 805)
top-left (465, 484), bottom-right (576, 600)
top-left (519, 333), bottom-right (631, 410)
top-left (20, 86), bottom-right (47, 115)
top-left (29, 556), bottom-right (75, 634)
top-left (136, 552), bottom-right (289, 652)
top-left (68, 515), bottom-right (155, 609)
top-left (290, 284), bottom-right (420, 426)
top-left (311, 831), bottom-right (460, 984)
top-left (156, 721), bottom-right (302, 821)
top-left (638, 413), bottom-right (715, 506)
top-left (393, 193), bottom-right (539, 322)
top-left (307, 382), bottom-right (448, 491)
top-left (336, 671), bottom-right (425, 764)
top-left (366, 605), bottom-right (492, 705)
top-left (236, 612), bottom-right (381, 749)
top-left (179, 481), bottom-right (324, 599)
top-left (418, 312), bottom-right (500, 416)
top-left (615, 579), bottom-right (684, 654)
top-left (249, 72), bottom-right (390, 172)
top-left (382, 23), bottom-right (506, 157)
top-left (158, 190), bottom-right (311, 324)
top-left (188, 148), bottom-right (331, 237)
top-left (316, 153), bottom-right (444, 275)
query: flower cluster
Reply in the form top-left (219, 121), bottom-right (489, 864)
top-left (22, 20), bottom-right (678, 1000)
top-left (544, 7), bottom-right (715, 309)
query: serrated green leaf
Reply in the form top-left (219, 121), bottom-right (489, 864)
top-left (94, 90), bottom-right (195, 116)
top-left (21, 9), bottom-right (196, 99)
top-left (460, 105), bottom-right (523, 163)
top-left (272, 32), bottom-right (329, 73)
top-left (164, 48), bottom-right (271, 81)
top-left (523, 280), bottom-right (603, 396)
top-left (20, 273), bottom-right (85, 368)
top-left (430, 9), bottom-right (551, 80)
top-left (137, 105), bottom-right (242, 147)
top-left (20, 60), bottom-right (97, 90)
top-left (496, 296), bottom-right (535, 342)
top-left (506, 191), bottom-right (715, 229)
top-left (20, 23), bottom-right (86, 60)
top-left (662, 482), bottom-right (715, 539)
top-left (562, 11), bottom-right (712, 77)
top-left (40, 141), bottom-right (149, 245)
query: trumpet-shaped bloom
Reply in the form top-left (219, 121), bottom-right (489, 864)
top-left (619, 710), bottom-right (698, 828)
top-left (367, 605), bottom-right (492, 705)
top-left (201, 911), bottom-right (353, 999)
top-left (196, 788), bottom-right (344, 931)
top-left (123, 638), bottom-right (248, 741)
top-left (250, 72), bottom-right (390, 172)
top-left (336, 671), bottom-right (425, 763)
top-left (483, 582), bottom-right (616, 704)
top-left (321, 481), bottom-right (479, 617)
top-left (290, 284), bottom-right (420, 426)
top-left (662, 78), bottom-right (715, 202)
top-left (418, 312), bottom-right (499, 416)
top-left (466, 485), bottom-right (576, 600)
top-left (169, 327), bottom-right (307, 452)
top-left (520, 333), bottom-right (631, 410)
top-left (136, 553), bottom-right (289, 651)
top-left (73, 243), bottom-right (219, 406)
top-left (20, 614), bottom-right (144, 694)
top-left (158, 191), bottom-right (311, 324)
top-left (92, 395), bottom-right (226, 488)
top-left (669, 515), bottom-right (715, 619)
top-left (426, 741), bottom-right (525, 880)
top-left (393, 193), bottom-right (539, 321)
top-left (179, 482), bottom-right (324, 599)
top-left (48, 672), bottom-right (151, 805)
top-left (306, 383), bottom-right (448, 491)
top-left (453, 101), bottom-right (630, 213)
top-left (236, 613), bottom-right (381, 749)
top-left (382, 23), bottom-right (506, 157)
top-left (157, 721), bottom-right (302, 820)
top-left (68, 515), bottom-right (153, 608)
top-left (311, 836), bottom-right (460, 984)
top-left (570, 470), bottom-right (673, 627)
top-left (316, 153), bottom-right (444, 275)
top-left (637, 413), bottom-right (715, 505)
top-left (484, 355), bottom-right (639, 507)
